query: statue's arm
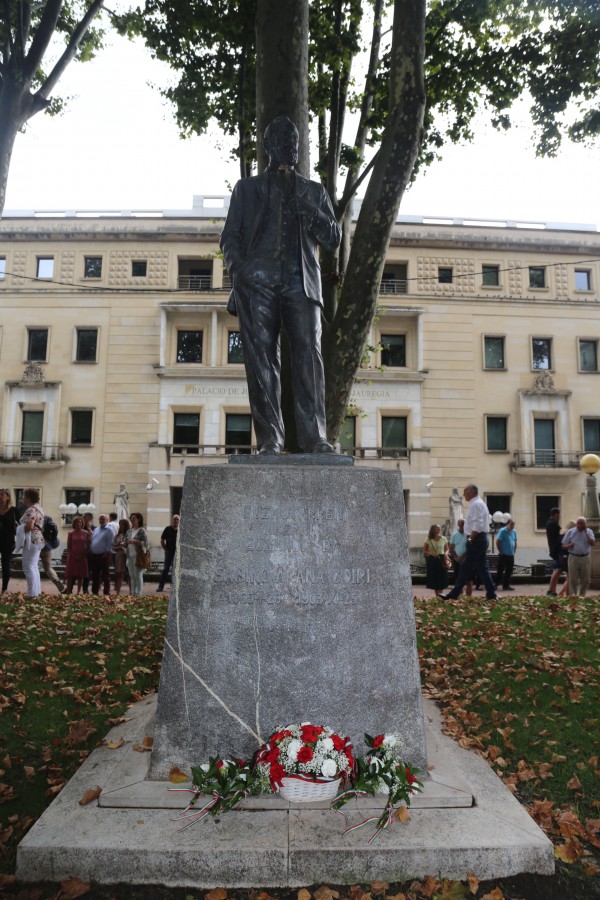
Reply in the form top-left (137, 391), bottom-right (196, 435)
top-left (303, 187), bottom-right (341, 251)
top-left (220, 181), bottom-right (245, 277)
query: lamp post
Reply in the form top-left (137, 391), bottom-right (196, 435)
top-left (579, 453), bottom-right (600, 590)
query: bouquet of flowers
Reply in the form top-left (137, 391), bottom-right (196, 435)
top-left (254, 722), bottom-right (354, 801)
top-left (170, 756), bottom-right (260, 830)
top-left (332, 732), bottom-right (423, 841)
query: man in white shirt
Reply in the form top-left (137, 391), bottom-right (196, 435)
top-left (441, 484), bottom-right (497, 601)
top-left (562, 516), bottom-right (595, 596)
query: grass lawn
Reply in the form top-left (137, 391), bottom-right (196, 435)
top-left (0, 590), bottom-right (598, 899)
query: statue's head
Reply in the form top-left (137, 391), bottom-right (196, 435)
top-left (264, 116), bottom-right (299, 169)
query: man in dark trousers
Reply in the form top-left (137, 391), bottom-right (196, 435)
top-left (158, 514), bottom-right (179, 593)
top-left (220, 116), bottom-right (341, 455)
top-left (545, 507), bottom-right (565, 596)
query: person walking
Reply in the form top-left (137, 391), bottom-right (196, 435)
top-left (158, 514), bottom-right (180, 592)
top-left (562, 517), bottom-right (595, 596)
top-left (39, 516), bottom-right (65, 593)
top-left (113, 518), bottom-right (130, 594)
top-left (0, 488), bottom-right (19, 593)
top-left (495, 518), bottom-right (518, 591)
top-left (449, 518), bottom-right (474, 596)
top-left (89, 514), bottom-right (114, 595)
top-left (546, 507), bottom-right (566, 596)
top-left (81, 512), bottom-right (94, 593)
top-left (441, 485), bottom-right (497, 601)
top-left (19, 488), bottom-right (45, 599)
top-left (423, 524), bottom-right (450, 597)
top-left (65, 516), bottom-right (89, 594)
top-left (126, 513), bottom-right (149, 596)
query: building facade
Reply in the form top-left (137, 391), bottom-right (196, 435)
top-left (1, 198), bottom-right (599, 564)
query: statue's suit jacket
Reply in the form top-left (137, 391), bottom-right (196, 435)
top-left (220, 169), bottom-right (341, 316)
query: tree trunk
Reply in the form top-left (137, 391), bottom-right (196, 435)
top-left (323, 0), bottom-right (427, 442)
top-left (0, 83), bottom-right (30, 217)
top-left (255, 0), bottom-right (309, 175)
top-left (255, 0), bottom-right (310, 451)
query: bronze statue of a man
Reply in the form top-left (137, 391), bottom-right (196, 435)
top-left (220, 116), bottom-right (341, 454)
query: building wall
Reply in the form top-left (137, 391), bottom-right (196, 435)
top-left (1, 206), bottom-right (599, 564)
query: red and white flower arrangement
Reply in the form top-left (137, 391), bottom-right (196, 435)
top-left (254, 722), bottom-right (354, 796)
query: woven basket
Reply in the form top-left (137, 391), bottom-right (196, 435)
top-left (279, 775), bottom-right (342, 803)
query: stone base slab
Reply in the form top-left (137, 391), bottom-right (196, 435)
top-left (16, 695), bottom-right (554, 888)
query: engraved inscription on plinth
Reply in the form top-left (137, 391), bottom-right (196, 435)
top-left (149, 466), bottom-right (427, 778)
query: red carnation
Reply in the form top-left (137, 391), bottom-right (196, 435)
top-left (272, 729), bottom-right (291, 744)
top-left (297, 746), bottom-right (314, 763)
top-left (237, 758), bottom-right (245, 767)
top-left (372, 735), bottom-right (385, 749)
top-left (331, 734), bottom-right (346, 752)
top-left (216, 760), bottom-right (224, 768)
top-left (265, 746), bottom-right (280, 764)
top-left (405, 767), bottom-right (417, 785)
top-left (301, 725), bottom-right (323, 743)
top-left (270, 762), bottom-right (285, 786)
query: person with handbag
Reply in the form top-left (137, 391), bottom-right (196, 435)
top-left (423, 523), bottom-right (450, 598)
top-left (126, 512), bottom-right (150, 596)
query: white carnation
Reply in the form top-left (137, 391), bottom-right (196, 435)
top-left (320, 737), bottom-right (334, 752)
top-left (200, 763), bottom-right (210, 773)
top-left (383, 733), bottom-right (399, 748)
top-left (287, 739), bottom-right (302, 761)
top-left (321, 758), bottom-right (337, 778)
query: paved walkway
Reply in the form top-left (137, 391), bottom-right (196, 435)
top-left (4, 575), bottom-right (560, 599)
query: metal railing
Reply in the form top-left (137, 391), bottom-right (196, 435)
top-left (176, 275), bottom-right (234, 292)
top-left (379, 278), bottom-right (408, 295)
top-left (158, 444), bottom-right (410, 460)
top-left (0, 442), bottom-right (63, 462)
top-left (513, 450), bottom-right (582, 469)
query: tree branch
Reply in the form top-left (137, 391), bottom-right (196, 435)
top-left (36, 0), bottom-right (105, 100)
top-left (337, 149), bottom-right (378, 216)
top-left (22, 0), bottom-right (62, 80)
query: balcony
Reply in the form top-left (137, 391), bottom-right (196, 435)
top-left (379, 278), bottom-right (408, 295)
top-left (0, 443), bottom-right (64, 466)
top-left (512, 450), bottom-right (582, 472)
top-left (177, 274), bottom-right (212, 291)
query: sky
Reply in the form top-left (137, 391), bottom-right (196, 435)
top-left (4, 30), bottom-right (600, 228)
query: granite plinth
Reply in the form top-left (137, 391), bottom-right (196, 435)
top-left (229, 452), bottom-right (354, 466)
top-left (16, 695), bottom-right (555, 888)
top-left (149, 465), bottom-right (426, 778)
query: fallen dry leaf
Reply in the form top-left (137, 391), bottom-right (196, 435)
top-left (205, 889), bottom-right (228, 900)
top-left (297, 890), bottom-right (312, 900)
top-left (60, 874), bottom-right (91, 898)
top-left (567, 775), bottom-right (582, 790)
top-left (396, 805), bottom-right (410, 823)
top-left (466, 872), bottom-right (479, 895)
top-left (314, 887), bottom-right (340, 900)
top-left (79, 786), bottom-right (102, 806)
top-left (168, 766), bottom-right (189, 784)
top-left (370, 883), bottom-right (388, 895)
top-left (105, 737), bottom-right (125, 750)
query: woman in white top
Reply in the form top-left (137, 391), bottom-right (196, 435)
top-left (125, 512), bottom-right (149, 596)
top-left (20, 487), bottom-right (45, 598)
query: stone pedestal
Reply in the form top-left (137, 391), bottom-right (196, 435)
top-left (149, 461), bottom-right (427, 777)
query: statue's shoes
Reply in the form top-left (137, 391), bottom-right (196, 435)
top-left (308, 441), bottom-right (335, 454)
top-left (258, 443), bottom-right (283, 455)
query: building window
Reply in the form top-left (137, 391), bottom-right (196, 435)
top-left (0, 257), bottom-right (5, 279)
top-left (529, 266), bottom-right (546, 289)
top-left (132, 260), bottom-right (147, 277)
top-left (486, 494), bottom-right (511, 517)
top-left (574, 269), bottom-right (591, 291)
top-left (70, 410), bottom-right (93, 445)
top-left (536, 495), bottom-right (560, 531)
top-left (64, 488), bottom-right (92, 524)
top-left (482, 264), bottom-right (500, 287)
top-left (75, 328), bottom-right (98, 362)
top-left (177, 260), bottom-right (213, 290)
top-left (484, 336), bottom-right (505, 369)
top-left (532, 337), bottom-right (552, 370)
top-left (381, 416), bottom-right (407, 457)
top-left (583, 419), bottom-right (600, 452)
top-left (36, 257), bottom-right (54, 279)
top-left (438, 267), bottom-right (453, 284)
top-left (21, 411), bottom-right (43, 457)
top-left (579, 339), bottom-right (598, 372)
top-left (339, 416), bottom-right (356, 454)
top-left (227, 331), bottom-right (244, 364)
top-left (225, 413), bottom-right (252, 454)
top-left (84, 256), bottom-right (102, 278)
top-left (486, 416), bottom-right (508, 451)
top-left (534, 418), bottom-right (555, 465)
top-left (176, 330), bottom-right (203, 364)
top-left (380, 264), bottom-right (408, 294)
top-left (173, 412), bottom-right (200, 453)
top-left (27, 328), bottom-right (48, 361)
top-left (381, 334), bottom-right (406, 368)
